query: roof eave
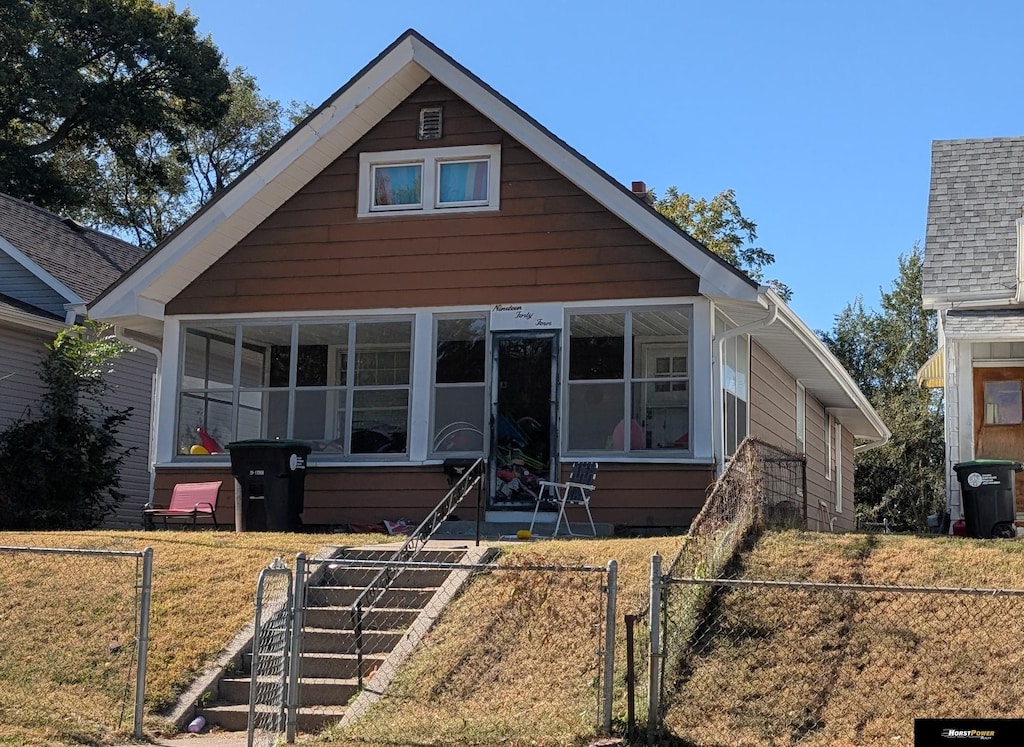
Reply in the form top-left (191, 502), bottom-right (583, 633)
top-left (922, 291), bottom-right (1016, 310)
top-left (92, 30), bottom-right (759, 323)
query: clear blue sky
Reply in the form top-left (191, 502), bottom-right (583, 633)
top-left (182, 0), bottom-right (1023, 332)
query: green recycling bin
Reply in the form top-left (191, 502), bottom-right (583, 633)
top-left (226, 439), bottom-right (311, 532)
top-left (952, 459), bottom-right (1021, 539)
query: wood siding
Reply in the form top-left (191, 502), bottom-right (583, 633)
top-left (152, 462), bottom-right (715, 531)
top-left (0, 323), bottom-right (155, 529)
top-left (835, 425), bottom-right (857, 532)
top-left (0, 324), bottom-right (48, 427)
top-left (166, 79), bottom-right (698, 316)
top-left (804, 393), bottom-right (830, 530)
top-left (749, 342), bottom-right (856, 532)
top-left (104, 348), bottom-right (157, 529)
top-left (749, 342), bottom-right (797, 449)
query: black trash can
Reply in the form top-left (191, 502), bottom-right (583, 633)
top-left (952, 459), bottom-right (1022, 539)
top-left (226, 439), bottom-right (312, 532)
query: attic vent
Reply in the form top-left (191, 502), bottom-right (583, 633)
top-left (62, 217), bottom-right (86, 233)
top-left (418, 106), bottom-right (443, 140)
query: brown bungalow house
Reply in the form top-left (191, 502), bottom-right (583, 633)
top-left (89, 30), bottom-right (887, 533)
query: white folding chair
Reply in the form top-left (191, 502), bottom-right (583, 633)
top-left (530, 461), bottom-right (598, 537)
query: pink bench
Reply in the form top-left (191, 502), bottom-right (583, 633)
top-left (143, 481), bottom-right (222, 530)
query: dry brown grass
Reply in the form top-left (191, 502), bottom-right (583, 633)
top-left (0, 529), bottom-right (391, 746)
top-left (662, 530), bottom-right (1024, 747)
top-left (16, 527), bottom-right (1021, 747)
top-left (319, 536), bottom-right (681, 747)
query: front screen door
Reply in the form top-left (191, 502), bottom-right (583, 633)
top-left (974, 366), bottom-right (1024, 517)
top-left (490, 332), bottom-right (558, 510)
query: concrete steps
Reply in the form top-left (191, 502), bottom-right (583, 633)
top-left (199, 543), bottom-right (471, 735)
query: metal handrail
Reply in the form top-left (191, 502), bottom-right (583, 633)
top-left (350, 457), bottom-right (484, 687)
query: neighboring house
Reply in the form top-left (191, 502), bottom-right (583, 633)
top-left (90, 30), bottom-right (887, 532)
top-left (921, 136), bottom-right (1024, 526)
top-left (0, 192), bottom-right (156, 528)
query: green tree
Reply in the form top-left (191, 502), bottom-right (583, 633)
top-left (89, 67), bottom-right (309, 246)
top-left (0, 0), bottom-right (230, 215)
top-left (0, 322), bottom-right (135, 529)
top-left (654, 186), bottom-right (792, 300)
top-left (821, 246), bottom-right (945, 531)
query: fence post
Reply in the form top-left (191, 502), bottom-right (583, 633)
top-left (602, 559), bottom-right (618, 733)
top-left (286, 553), bottom-right (306, 744)
top-left (133, 547), bottom-right (153, 739)
top-left (625, 614), bottom-right (636, 735)
top-left (647, 553), bottom-right (662, 745)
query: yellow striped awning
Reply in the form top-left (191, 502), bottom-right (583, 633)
top-left (916, 347), bottom-right (944, 389)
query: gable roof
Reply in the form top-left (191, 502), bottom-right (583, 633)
top-left (90, 29), bottom-right (759, 327)
top-left (86, 30), bottom-right (887, 448)
top-left (0, 192), bottom-right (145, 308)
top-left (923, 137), bottom-right (1024, 307)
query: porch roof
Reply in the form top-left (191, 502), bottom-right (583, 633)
top-left (714, 292), bottom-right (890, 450)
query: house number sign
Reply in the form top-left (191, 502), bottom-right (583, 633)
top-left (489, 303), bottom-right (563, 331)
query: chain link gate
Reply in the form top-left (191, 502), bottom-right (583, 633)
top-left (247, 558), bottom-right (294, 747)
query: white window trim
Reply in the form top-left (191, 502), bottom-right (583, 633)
top-left (174, 316), bottom-right (415, 463)
top-left (428, 312), bottom-right (489, 459)
top-left (562, 304), bottom-right (693, 459)
top-left (358, 144), bottom-right (501, 217)
top-left (795, 381), bottom-right (806, 454)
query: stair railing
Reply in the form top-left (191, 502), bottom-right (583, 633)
top-left (350, 457), bottom-right (484, 688)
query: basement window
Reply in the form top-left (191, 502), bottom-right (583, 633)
top-left (358, 145), bottom-right (500, 216)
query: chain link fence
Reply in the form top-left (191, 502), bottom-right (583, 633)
top-left (615, 438), bottom-right (802, 740)
top-left (290, 549), bottom-right (613, 745)
top-left (0, 545), bottom-right (152, 743)
top-left (658, 577), bottom-right (1024, 746)
top-left (248, 559), bottom-right (293, 747)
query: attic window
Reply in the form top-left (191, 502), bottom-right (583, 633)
top-left (358, 145), bottom-right (501, 217)
top-left (418, 106), bottom-right (443, 140)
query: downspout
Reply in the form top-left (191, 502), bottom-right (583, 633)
top-left (713, 298), bottom-right (780, 470)
top-left (114, 326), bottom-right (162, 510)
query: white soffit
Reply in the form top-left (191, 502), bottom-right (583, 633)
top-left (714, 295), bottom-right (888, 443)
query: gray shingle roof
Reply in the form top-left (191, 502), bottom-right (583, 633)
top-left (924, 137), bottom-right (1024, 301)
top-left (0, 193), bottom-right (145, 303)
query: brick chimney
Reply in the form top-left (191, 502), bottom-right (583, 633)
top-left (631, 181), bottom-right (653, 205)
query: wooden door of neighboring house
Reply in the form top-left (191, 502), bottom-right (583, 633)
top-left (973, 367), bottom-right (1024, 518)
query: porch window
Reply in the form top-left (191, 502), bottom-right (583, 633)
top-left (566, 306), bottom-right (691, 455)
top-left (177, 319), bottom-right (412, 459)
top-left (983, 380), bottom-right (1023, 425)
top-left (431, 317), bottom-right (487, 455)
top-left (358, 145), bottom-right (500, 216)
top-left (717, 312), bottom-right (749, 456)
